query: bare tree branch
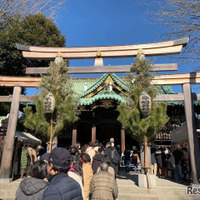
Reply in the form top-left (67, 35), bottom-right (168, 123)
top-left (145, 0), bottom-right (200, 63)
top-left (0, 0), bottom-right (66, 22)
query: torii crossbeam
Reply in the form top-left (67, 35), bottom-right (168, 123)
top-left (16, 37), bottom-right (189, 59)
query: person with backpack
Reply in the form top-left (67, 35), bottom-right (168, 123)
top-left (104, 142), bottom-right (120, 177)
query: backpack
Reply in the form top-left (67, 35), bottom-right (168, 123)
top-left (111, 149), bottom-right (120, 164)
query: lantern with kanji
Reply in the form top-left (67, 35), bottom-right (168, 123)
top-left (139, 91), bottom-right (151, 117)
top-left (44, 92), bottom-right (55, 113)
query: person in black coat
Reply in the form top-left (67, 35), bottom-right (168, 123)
top-left (92, 147), bottom-right (104, 173)
top-left (43, 147), bottom-right (83, 200)
top-left (124, 146), bottom-right (131, 173)
top-left (104, 142), bottom-right (120, 177)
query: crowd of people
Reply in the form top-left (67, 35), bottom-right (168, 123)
top-left (152, 144), bottom-right (190, 183)
top-left (16, 138), bottom-right (120, 200)
top-left (16, 138), bottom-right (190, 200)
top-left (123, 143), bottom-right (190, 184)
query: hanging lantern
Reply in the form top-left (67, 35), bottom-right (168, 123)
top-left (139, 91), bottom-right (151, 117)
top-left (44, 92), bottom-right (55, 113)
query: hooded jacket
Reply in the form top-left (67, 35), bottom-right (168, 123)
top-left (16, 177), bottom-right (48, 200)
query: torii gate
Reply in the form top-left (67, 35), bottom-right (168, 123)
top-left (1, 37), bottom-right (200, 184)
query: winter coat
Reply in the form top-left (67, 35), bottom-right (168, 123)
top-left (43, 172), bottom-right (83, 200)
top-left (92, 153), bottom-right (104, 173)
top-left (82, 163), bottom-right (93, 200)
top-left (16, 177), bottom-right (48, 200)
top-left (173, 149), bottom-right (182, 165)
top-left (86, 147), bottom-right (95, 163)
top-left (68, 171), bottom-right (84, 199)
top-left (151, 147), bottom-right (157, 164)
top-left (90, 171), bottom-right (118, 200)
top-left (155, 150), bottom-right (166, 168)
top-left (104, 147), bottom-right (120, 175)
top-left (20, 147), bottom-right (28, 169)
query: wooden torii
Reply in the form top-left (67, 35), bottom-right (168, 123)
top-left (1, 37), bottom-right (200, 184)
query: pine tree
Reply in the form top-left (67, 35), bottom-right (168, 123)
top-left (118, 52), bottom-right (169, 188)
top-left (23, 57), bottom-right (78, 151)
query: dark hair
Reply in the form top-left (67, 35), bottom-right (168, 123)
top-left (31, 160), bottom-right (47, 179)
top-left (101, 155), bottom-right (111, 165)
top-left (81, 146), bottom-right (87, 153)
top-left (52, 162), bottom-right (70, 173)
top-left (80, 153), bottom-right (91, 163)
top-left (72, 162), bottom-right (83, 177)
top-left (98, 147), bottom-right (103, 153)
top-left (70, 147), bottom-right (78, 155)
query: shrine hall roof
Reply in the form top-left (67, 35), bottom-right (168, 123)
top-left (72, 73), bottom-right (176, 106)
top-left (72, 73), bottom-right (128, 97)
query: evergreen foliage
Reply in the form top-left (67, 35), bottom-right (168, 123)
top-left (23, 59), bottom-right (78, 139)
top-left (0, 13), bottom-right (65, 77)
top-left (117, 55), bottom-right (169, 143)
top-left (0, 13), bottom-right (65, 113)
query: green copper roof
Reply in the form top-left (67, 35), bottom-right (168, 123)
top-left (80, 73), bottom-right (128, 98)
top-left (79, 88), bottom-right (126, 106)
top-left (72, 79), bottom-right (97, 96)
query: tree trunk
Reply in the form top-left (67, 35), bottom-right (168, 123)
top-left (144, 136), bottom-right (151, 189)
top-left (49, 113), bottom-right (53, 153)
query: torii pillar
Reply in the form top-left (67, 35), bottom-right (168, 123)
top-left (183, 83), bottom-right (200, 184)
top-left (0, 86), bottom-right (21, 183)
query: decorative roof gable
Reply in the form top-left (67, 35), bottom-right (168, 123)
top-left (81, 73), bottom-right (128, 98)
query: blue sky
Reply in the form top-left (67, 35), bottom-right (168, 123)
top-left (27, 0), bottom-right (200, 95)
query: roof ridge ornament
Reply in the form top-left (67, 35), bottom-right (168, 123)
top-left (54, 52), bottom-right (63, 64)
top-left (96, 51), bottom-right (102, 57)
top-left (137, 48), bottom-right (145, 60)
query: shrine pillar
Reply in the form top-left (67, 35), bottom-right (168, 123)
top-left (72, 126), bottom-right (77, 147)
top-left (0, 86), bottom-right (21, 183)
top-left (121, 128), bottom-right (125, 154)
top-left (183, 83), bottom-right (200, 184)
top-left (91, 125), bottom-right (96, 143)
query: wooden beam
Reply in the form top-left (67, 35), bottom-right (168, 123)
top-left (1, 93), bottom-right (200, 103)
top-left (16, 37), bottom-right (189, 60)
top-left (16, 37), bottom-right (189, 52)
top-left (0, 95), bottom-right (35, 102)
top-left (26, 63), bottom-right (178, 75)
top-left (1, 72), bottom-right (200, 87)
top-left (21, 45), bottom-right (184, 59)
top-left (151, 72), bottom-right (200, 85)
top-left (155, 93), bottom-right (200, 101)
top-left (0, 76), bottom-right (41, 87)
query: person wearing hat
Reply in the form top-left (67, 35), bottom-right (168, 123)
top-left (43, 147), bottom-right (83, 200)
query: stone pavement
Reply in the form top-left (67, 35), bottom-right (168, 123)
top-left (117, 171), bottom-right (200, 200)
top-left (0, 171), bottom-right (200, 200)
